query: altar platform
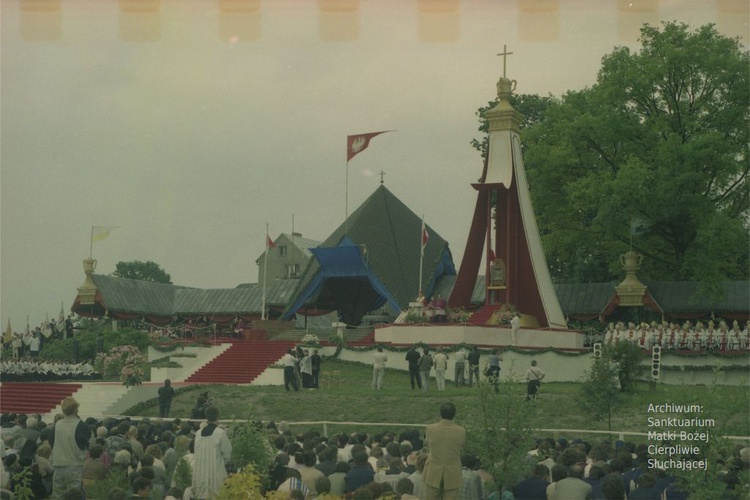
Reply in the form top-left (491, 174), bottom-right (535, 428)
top-left (373, 324), bottom-right (585, 350)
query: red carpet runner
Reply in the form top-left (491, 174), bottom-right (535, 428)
top-left (185, 340), bottom-right (297, 384)
top-left (0, 383), bottom-right (82, 414)
top-left (467, 304), bottom-right (502, 325)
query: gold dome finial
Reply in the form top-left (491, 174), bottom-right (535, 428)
top-left (77, 257), bottom-right (98, 305)
top-left (495, 45), bottom-right (517, 101)
top-left (614, 250), bottom-right (648, 306)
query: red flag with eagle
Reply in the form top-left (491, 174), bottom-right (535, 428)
top-left (266, 235), bottom-right (277, 249)
top-left (347, 131), bottom-right (392, 162)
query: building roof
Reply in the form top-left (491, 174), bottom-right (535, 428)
top-left (255, 233), bottom-right (322, 264)
top-left (645, 281), bottom-right (749, 315)
top-left (76, 273), bottom-right (748, 323)
top-left (90, 275), bottom-right (184, 316)
top-left (87, 274), bottom-right (298, 318)
top-left (553, 280), bottom-right (749, 318)
top-left (554, 282), bottom-right (618, 316)
top-left (174, 281), bottom-right (299, 315)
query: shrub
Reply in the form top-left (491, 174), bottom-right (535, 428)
top-left (227, 422), bottom-right (274, 491)
top-left (464, 364), bottom-right (537, 493)
top-left (86, 470), bottom-right (129, 499)
top-left (606, 341), bottom-right (646, 391)
top-left (94, 345), bottom-right (146, 386)
top-left (173, 457), bottom-right (192, 490)
top-left (578, 355), bottom-right (622, 438)
top-left (38, 327), bottom-right (150, 363)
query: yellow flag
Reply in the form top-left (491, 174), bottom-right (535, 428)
top-left (92, 226), bottom-right (119, 242)
top-left (3, 320), bottom-right (12, 345)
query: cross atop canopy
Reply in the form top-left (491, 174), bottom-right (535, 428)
top-left (497, 44), bottom-right (513, 78)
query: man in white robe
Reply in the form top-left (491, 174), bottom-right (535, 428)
top-left (192, 406), bottom-right (232, 499)
top-left (510, 313), bottom-right (521, 345)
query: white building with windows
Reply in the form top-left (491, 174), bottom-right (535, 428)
top-left (256, 232), bottom-right (321, 283)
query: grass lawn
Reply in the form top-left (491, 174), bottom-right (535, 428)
top-left (132, 359), bottom-right (750, 442)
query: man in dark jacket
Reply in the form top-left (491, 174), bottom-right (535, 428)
top-left (158, 379), bottom-right (176, 418)
top-left (405, 346), bottom-right (422, 389)
top-left (345, 451), bottom-right (375, 493)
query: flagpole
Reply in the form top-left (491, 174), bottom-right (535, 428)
top-left (89, 226), bottom-right (94, 259)
top-left (419, 216), bottom-right (425, 294)
top-left (291, 214), bottom-right (295, 278)
top-left (262, 224), bottom-right (268, 321)
top-left (345, 159), bottom-right (349, 235)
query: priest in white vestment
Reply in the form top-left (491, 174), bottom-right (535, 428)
top-left (191, 405), bottom-right (232, 499)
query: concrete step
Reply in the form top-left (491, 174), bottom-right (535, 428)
top-left (43, 383), bottom-right (131, 420)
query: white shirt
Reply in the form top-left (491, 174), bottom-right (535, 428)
top-left (454, 350), bottom-right (466, 363)
top-left (526, 366), bottom-right (545, 382)
top-left (433, 352), bottom-right (448, 371)
top-left (373, 351), bottom-right (388, 369)
top-left (282, 353), bottom-right (297, 367)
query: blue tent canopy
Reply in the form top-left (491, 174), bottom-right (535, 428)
top-left (311, 244), bottom-right (368, 278)
top-left (281, 237), bottom-right (402, 325)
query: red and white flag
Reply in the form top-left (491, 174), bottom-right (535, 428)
top-left (421, 223), bottom-right (429, 256)
top-left (347, 130), bottom-right (392, 162)
top-left (266, 235), bottom-right (277, 249)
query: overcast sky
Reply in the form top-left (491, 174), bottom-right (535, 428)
top-left (1, 0), bottom-right (747, 330)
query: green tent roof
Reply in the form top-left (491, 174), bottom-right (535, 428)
top-left (287, 185), bottom-right (456, 314)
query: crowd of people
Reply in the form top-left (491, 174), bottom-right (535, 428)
top-left (3, 316), bottom-right (78, 358)
top-left (6, 329), bottom-right (43, 359)
top-left (282, 347), bottom-right (323, 392)
top-left (2, 399), bottom-right (747, 500)
top-left (381, 345), bottom-right (506, 394)
top-left (414, 294), bottom-right (449, 323)
top-left (0, 359), bottom-right (97, 382)
top-left (0, 398), bottom-right (233, 500)
top-left (603, 320), bottom-right (749, 352)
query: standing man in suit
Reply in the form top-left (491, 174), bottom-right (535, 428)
top-left (423, 402), bottom-right (465, 500)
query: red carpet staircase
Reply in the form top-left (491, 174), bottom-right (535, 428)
top-left (347, 330), bottom-right (375, 347)
top-left (0, 383), bottom-right (82, 414)
top-left (467, 304), bottom-right (502, 326)
top-left (185, 340), bottom-right (296, 384)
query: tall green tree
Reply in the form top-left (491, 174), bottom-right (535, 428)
top-left (475, 23), bottom-right (749, 291)
top-left (112, 260), bottom-right (172, 284)
top-left (465, 364), bottom-right (537, 493)
top-left (578, 353), bottom-right (622, 439)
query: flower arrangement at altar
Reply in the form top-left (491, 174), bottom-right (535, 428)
top-left (448, 307), bottom-right (473, 324)
top-left (300, 333), bottom-right (320, 348)
top-left (486, 304), bottom-right (516, 326)
top-left (94, 345), bottom-right (146, 387)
